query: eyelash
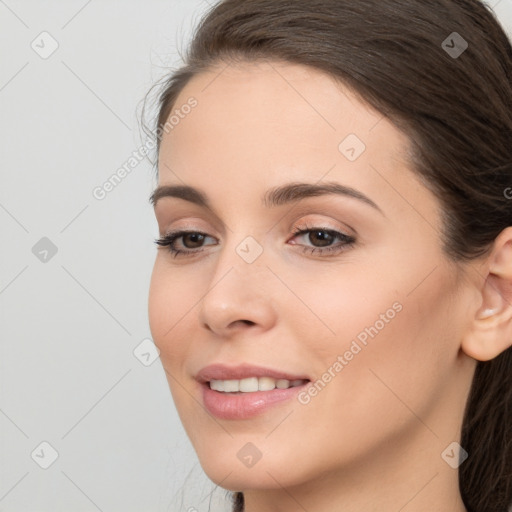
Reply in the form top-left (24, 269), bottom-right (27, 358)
top-left (154, 224), bottom-right (356, 259)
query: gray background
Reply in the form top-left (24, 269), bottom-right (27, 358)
top-left (0, 1), bottom-right (511, 511)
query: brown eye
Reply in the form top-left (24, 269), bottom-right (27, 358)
top-left (289, 225), bottom-right (356, 257)
top-left (154, 230), bottom-right (216, 257)
top-left (181, 233), bottom-right (206, 249)
top-left (306, 230), bottom-right (336, 247)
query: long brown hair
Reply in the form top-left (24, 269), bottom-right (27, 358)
top-left (146, 1), bottom-right (512, 511)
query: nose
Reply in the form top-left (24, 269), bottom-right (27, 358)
top-left (197, 252), bottom-right (277, 338)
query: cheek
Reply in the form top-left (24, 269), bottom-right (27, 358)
top-left (148, 261), bottom-right (191, 362)
top-left (312, 274), bottom-right (456, 426)
top-left (148, 267), bottom-right (202, 429)
top-left (286, 259), bottom-right (457, 432)
top-left (279, 262), bottom-right (404, 363)
top-left (147, 264), bottom-right (169, 343)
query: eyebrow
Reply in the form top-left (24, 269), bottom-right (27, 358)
top-left (149, 181), bottom-right (384, 215)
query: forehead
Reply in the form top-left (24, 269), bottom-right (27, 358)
top-left (159, 60), bottom-right (411, 174)
top-left (175, 60), bottom-right (382, 135)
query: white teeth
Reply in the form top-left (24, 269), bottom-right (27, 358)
top-left (209, 377), bottom-right (308, 393)
top-left (259, 376), bottom-right (276, 391)
top-left (223, 379), bottom-right (239, 392)
top-left (240, 377), bottom-right (258, 392)
top-left (276, 379), bottom-right (290, 389)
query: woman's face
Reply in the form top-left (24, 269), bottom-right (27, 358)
top-left (148, 60), bottom-right (476, 493)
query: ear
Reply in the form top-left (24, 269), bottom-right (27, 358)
top-left (461, 226), bottom-right (512, 361)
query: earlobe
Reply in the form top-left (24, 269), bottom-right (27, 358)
top-left (461, 227), bottom-right (512, 362)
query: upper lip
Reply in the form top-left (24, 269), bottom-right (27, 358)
top-left (196, 363), bottom-right (311, 383)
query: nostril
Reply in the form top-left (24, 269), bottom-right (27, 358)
top-left (232, 320), bottom-right (255, 327)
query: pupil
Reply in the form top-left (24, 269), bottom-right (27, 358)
top-left (184, 233), bottom-right (204, 248)
top-left (310, 230), bottom-right (333, 247)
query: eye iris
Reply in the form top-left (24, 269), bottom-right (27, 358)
top-left (183, 233), bottom-right (205, 248)
top-left (309, 230), bottom-right (334, 247)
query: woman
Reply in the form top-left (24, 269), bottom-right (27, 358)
top-left (146, 1), bottom-right (512, 511)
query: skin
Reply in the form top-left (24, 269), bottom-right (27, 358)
top-left (148, 59), bottom-right (512, 512)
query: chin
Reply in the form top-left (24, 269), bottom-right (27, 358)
top-left (192, 437), bottom-right (318, 492)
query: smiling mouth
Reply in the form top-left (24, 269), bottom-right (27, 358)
top-left (208, 376), bottom-right (310, 393)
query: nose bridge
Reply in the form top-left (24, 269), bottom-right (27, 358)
top-left (197, 230), bottom-right (274, 332)
top-left (208, 231), bottom-right (269, 299)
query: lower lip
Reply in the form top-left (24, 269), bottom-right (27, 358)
top-left (201, 382), bottom-right (310, 420)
